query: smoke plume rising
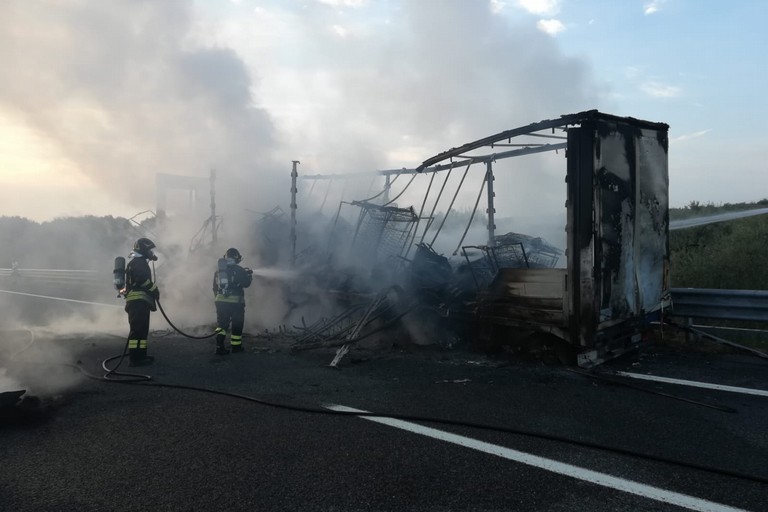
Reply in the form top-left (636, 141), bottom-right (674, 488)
top-left (0, 0), bottom-right (279, 218)
top-left (0, 1), bottom-right (612, 382)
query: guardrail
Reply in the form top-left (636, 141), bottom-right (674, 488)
top-left (670, 288), bottom-right (768, 323)
top-left (0, 268), bottom-right (102, 279)
top-left (0, 268), bottom-right (106, 293)
top-left (0, 268), bottom-right (121, 307)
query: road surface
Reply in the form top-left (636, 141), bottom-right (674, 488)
top-left (1, 330), bottom-right (766, 511)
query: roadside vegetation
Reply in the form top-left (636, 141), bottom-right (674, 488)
top-left (669, 201), bottom-right (768, 290)
top-left (668, 201), bottom-right (768, 349)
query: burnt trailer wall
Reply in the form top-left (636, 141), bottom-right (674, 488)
top-left (566, 116), bottom-right (669, 365)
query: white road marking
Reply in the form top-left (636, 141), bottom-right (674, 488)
top-left (327, 404), bottom-right (750, 512)
top-left (615, 371), bottom-right (768, 397)
top-left (0, 289), bottom-right (122, 308)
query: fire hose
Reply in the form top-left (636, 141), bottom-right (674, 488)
top-left (155, 298), bottom-right (217, 340)
top-left (98, 298), bottom-right (217, 382)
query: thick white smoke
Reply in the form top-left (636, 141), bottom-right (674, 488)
top-left (0, 1), bottom-right (615, 370)
top-left (203, 0), bottom-right (609, 255)
top-left (0, 0), bottom-right (279, 218)
top-left (1, 0), bottom-right (610, 241)
top-left (210, 1), bottom-right (608, 170)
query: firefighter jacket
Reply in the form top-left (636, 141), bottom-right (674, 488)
top-left (213, 263), bottom-right (252, 304)
top-left (125, 253), bottom-right (159, 311)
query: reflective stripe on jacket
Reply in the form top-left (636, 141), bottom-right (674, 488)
top-left (214, 293), bottom-right (245, 304)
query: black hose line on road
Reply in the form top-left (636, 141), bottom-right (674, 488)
top-left (156, 298), bottom-right (217, 340)
top-left (70, 357), bottom-right (768, 486)
top-left (151, 261), bottom-right (216, 341)
top-left (100, 346), bottom-right (153, 383)
top-left (85, 297), bottom-right (213, 383)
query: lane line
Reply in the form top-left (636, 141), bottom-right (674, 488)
top-left (0, 289), bottom-right (122, 308)
top-left (615, 371), bottom-right (768, 397)
top-left (326, 404), bottom-right (749, 512)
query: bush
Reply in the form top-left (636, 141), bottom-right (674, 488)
top-left (670, 215), bottom-right (768, 290)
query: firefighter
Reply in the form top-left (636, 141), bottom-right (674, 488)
top-left (212, 247), bottom-right (253, 355)
top-left (123, 238), bottom-right (160, 366)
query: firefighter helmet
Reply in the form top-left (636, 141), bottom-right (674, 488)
top-left (224, 247), bottom-right (242, 264)
top-left (134, 238), bottom-right (157, 260)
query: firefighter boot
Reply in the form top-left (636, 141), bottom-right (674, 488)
top-left (215, 334), bottom-right (229, 355)
top-left (129, 348), bottom-right (154, 367)
top-left (230, 334), bottom-right (244, 353)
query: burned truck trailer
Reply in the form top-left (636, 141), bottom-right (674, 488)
top-left (290, 110), bottom-right (669, 367)
top-left (439, 111), bottom-right (670, 366)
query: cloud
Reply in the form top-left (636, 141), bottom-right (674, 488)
top-left (643, 0), bottom-right (667, 15)
top-left (226, 2), bottom-right (603, 168)
top-left (317, 0), bottom-right (368, 8)
top-left (512, 1), bottom-right (564, 37)
top-left (490, 0), bottom-right (507, 14)
top-left (640, 80), bottom-right (682, 98)
top-left (515, 0), bottom-right (561, 16)
top-left (537, 19), bottom-right (565, 36)
top-left (624, 66), bottom-right (641, 79)
top-left (332, 24), bottom-right (348, 37)
top-left (672, 129), bottom-right (712, 142)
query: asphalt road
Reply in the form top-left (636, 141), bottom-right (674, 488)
top-left (1, 331), bottom-right (767, 511)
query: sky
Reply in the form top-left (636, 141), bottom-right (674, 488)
top-left (0, 0), bottom-right (766, 223)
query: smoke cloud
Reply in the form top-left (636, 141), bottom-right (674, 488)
top-left (0, 329), bottom-right (85, 396)
top-left (213, 1), bottom-right (606, 169)
top-left (0, 1), bottom-right (613, 382)
top-left (0, 0), bottom-right (278, 218)
top-left (1, 0), bottom-right (609, 224)
top-left (204, 0), bottom-right (608, 245)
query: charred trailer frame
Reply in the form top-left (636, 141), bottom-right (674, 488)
top-left (419, 111), bottom-right (669, 366)
top-left (293, 111), bottom-right (669, 366)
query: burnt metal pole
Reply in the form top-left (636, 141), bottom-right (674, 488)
top-left (210, 169), bottom-right (217, 245)
top-left (290, 160), bottom-right (300, 267)
top-left (486, 161), bottom-right (496, 247)
top-left (383, 174), bottom-right (391, 204)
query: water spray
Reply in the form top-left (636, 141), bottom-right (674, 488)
top-left (246, 267), bottom-right (300, 280)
